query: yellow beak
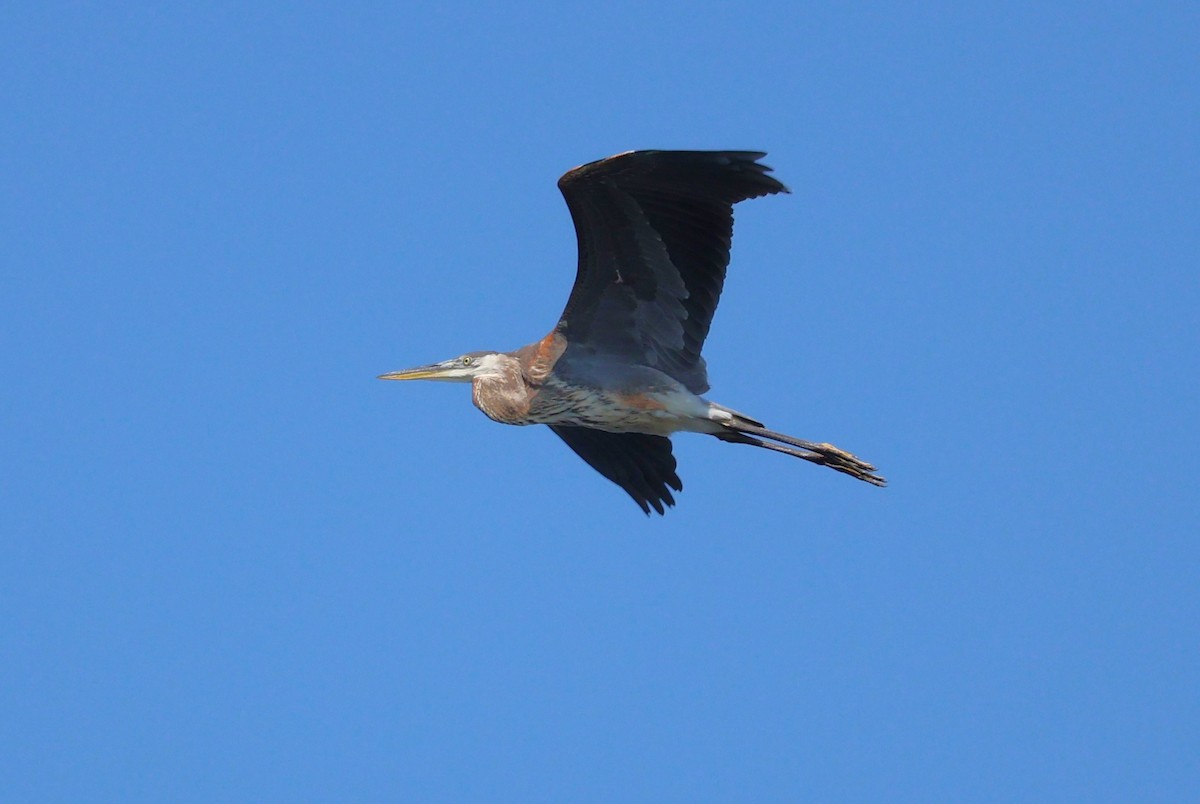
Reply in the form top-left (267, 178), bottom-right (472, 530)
top-left (377, 364), bottom-right (453, 381)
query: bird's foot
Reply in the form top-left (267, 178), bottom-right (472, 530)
top-left (811, 442), bottom-right (887, 487)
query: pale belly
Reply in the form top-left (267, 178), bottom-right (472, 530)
top-left (520, 384), bottom-right (718, 436)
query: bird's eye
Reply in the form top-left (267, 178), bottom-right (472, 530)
top-left (461, 355), bottom-right (474, 366)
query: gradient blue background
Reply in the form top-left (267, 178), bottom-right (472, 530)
top-left (3, 3), bottom-right (1197, 800)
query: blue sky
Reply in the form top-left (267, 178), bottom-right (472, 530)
top-left (3, 2), bottom-right (1197, 800)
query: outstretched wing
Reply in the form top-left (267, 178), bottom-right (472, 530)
top-left (549, 426), bottom-right (683, 515)
top-left (554, 150), bottom-right (787, 394)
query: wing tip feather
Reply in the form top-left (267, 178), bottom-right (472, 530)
top-left (559, 149), bottom-right (789, 199)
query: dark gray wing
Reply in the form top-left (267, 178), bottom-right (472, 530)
top-left (549, 425), bottom-right (683, 515)
top-left (555, 150), bottom-right (788, 394)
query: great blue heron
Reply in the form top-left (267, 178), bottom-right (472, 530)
top-left (381, 150), bottom-right (885, 514)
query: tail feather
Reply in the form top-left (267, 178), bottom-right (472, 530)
top-left (707, 402), bottom-right (765, 429)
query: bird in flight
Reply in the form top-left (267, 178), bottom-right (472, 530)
top-left (380, 150), bottom-right (885, 514)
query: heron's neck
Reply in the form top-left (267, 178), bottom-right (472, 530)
top-left (470, 355), bottom-right (530, 424)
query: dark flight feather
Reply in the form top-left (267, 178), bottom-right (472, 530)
top-left (554, 150), bottom-right (788, 394)
top-left (548, 425), bottom-right (683, 515)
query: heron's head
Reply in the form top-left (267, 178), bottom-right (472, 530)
top-left (377, 351), bottom-right (509, 384)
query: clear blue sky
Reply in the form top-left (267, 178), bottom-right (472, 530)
top-left (3, 3), bottom-right (1197, 800)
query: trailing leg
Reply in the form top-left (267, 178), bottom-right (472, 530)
top-left (713, 421), bottom-right (886, 487)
